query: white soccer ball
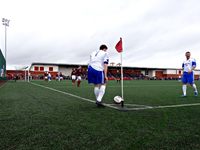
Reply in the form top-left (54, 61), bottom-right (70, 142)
top-left (113, 96), bottom-right (123, 104)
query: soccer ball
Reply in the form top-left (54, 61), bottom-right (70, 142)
top-left (113, 96), bottom-right (123, 104)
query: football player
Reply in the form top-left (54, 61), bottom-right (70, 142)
top-left (182, 51), bottom-right (198, 97)
top-left (76, 66), bottom-right (82, 87)
top-left (71, 68), bottom-right (76, 85)
top-left (88, 44), bottom-right (109, 107)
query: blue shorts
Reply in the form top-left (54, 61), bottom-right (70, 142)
top-left (182, 72), bottom-right (194, 84)
top-left (88, 66), bottom-right (105, 84)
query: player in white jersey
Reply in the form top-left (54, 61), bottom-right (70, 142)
top-left (88, 44), bottom-right (109, 107)
top-left (181, 51), bottom-right (198, 97)
top-left (48, 72), bottom-right (51, 82)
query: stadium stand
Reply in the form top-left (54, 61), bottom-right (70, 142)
top-left (6, 62), bottom-right (200, 81)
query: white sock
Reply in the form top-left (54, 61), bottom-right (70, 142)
top-left (94, 87), bottom-right (100, 99)
top-left (182, 85), bottom-right (187, 96)
top-left (192, 84), bottom-right (198, 92)
top-left (97, 85), bottom-right (106, 102)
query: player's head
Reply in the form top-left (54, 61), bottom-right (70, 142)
top-left (185, 51), bottom-right (191, 60)
top-left (99, 44), bottom-right (108, 51)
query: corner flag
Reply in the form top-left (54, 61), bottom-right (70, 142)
top-left (115, 37), bottom-right (124, 107)
top-left (115, 37), bottom-right (123, 53)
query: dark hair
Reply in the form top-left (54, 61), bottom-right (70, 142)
top-left (186, 51), bottom-right (190, 54)
top-left (99, 44), bottom-right (108, 50)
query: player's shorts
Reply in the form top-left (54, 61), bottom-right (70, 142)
top-left (182, 71), bottom-right (194, 84)
top-left (72, 75), bottom-right (76, 80)
top-left (44, 76), bottom-right (48, 80)
top-left (77, 76), bottom-right (82, 81)
top-left (88, 66), bottom-right (105, 84)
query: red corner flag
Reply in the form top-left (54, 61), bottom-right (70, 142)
top-left (115, 37), bottom-right (123, 53)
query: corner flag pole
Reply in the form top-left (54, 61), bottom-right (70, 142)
top-left (115, 37), bottom-right (124, 107)
top-left (120, 52), bottom-right (124, 107)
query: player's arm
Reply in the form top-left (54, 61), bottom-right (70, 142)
top-left (104, 55), bottom-right (109, 81)
top-left (104, 63), bottom-right (108, 81)
top-left (191, 61), bottom-right (196, 70)
top-left (182, 63), bottom-right (184, 70)
top-left (188, 60), bottom-right (196, 73)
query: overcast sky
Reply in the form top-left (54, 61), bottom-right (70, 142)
top-left (0, 0), bottom-right (200, 69)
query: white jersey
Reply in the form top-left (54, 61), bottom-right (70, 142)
top-left (182, 58), bottom-right (196, 72)
top-left (48, 73), bottom-right (51, 77)
top-left (89, 50), bottom-right (109, 71)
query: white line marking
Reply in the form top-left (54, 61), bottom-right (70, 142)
top-left (155, 103), bottom-right (200, 109)
top-left (30, 82), bottom-right (119, 110)
top-left (107, 85), bottom-right (179, 88)
top-left (119, 103), bottom-right (200, 111)
top-left (30, 82), bottom-right (200, 111)
top-left (64, 85), bottom-right (178, 88)
top-left (108, 103), bottom-right (151, 107)
top-left (0, 81), bottom-right (7, 89)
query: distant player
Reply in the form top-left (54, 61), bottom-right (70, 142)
top-left (44, 72), bottom-right (48, 81)
top-left (71, 68), bottom-right (76, 85)
top-left (59, 72), bottom-right (63, 81)
top-left (116, 69), bottom-right (121, 83)
top-left (76, 66), bottom-right (83, 87)
top-left (56, 73), bottom-right (59, 81)
top-left (88, 44), bottom-right (109, 107)
top-left (56, 72), bottom-right (63, 81)
top-left (48, 72), bottom-right (51, 82)
top-left (181, 51), bottom-right (198, 97)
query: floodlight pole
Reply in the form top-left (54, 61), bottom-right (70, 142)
top-left (28, 69), bottom-right (30, 82)
top-left (2, 18), bottom-right (10, 77)
top-left (25, 69), bottom-right (26, 82)
top-left (24, 66), bottom-right (29, 82)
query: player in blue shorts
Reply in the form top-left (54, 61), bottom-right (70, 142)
top-left (88, 44), bottom-right (109, 107)
top-left (182, 51), bottom-right (198, 97)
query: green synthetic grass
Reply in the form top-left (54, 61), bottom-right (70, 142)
top-left (0, 80), bottom-right (200, 149)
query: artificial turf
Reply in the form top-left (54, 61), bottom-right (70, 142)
top-left (0, 80), bottom-right (200, 149)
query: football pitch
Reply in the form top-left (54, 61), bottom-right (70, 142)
top-left (1, 80), bottom-right (200, 149)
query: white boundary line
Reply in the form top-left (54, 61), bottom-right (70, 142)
top-left (155, 103), bottom-right (200, 109)
top-left (0, 81), bottom-right (7, 89)
top-left (30, 82), bottom-right (119, 110)
top-left (30, 82), bottom-right (200, 111)
top-left (108, 103), bottom-right (151, 107)
top-left (116, 103), bottom-right (200, 111)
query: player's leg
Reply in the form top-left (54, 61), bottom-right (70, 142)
top-left (88, 66), bottom-right (100, 102)
top-left (45, 76), bottom-right (47, 81)
top-left (94, 85), bottom-right (100, 99)
top-left (72, 75), bottom-right (76, 85)
top-left (182, 84), bottom-right (187, 97)
top-left (88, 66), bottom-right (105, 106)
top-left (182, 72), bottom-right (187, 97)
top-left (96, 84), bottom-right (106, 103)
top-left (77, 76), bottom-right (81, 87)
top-left (96, 71), bottom-right (106, 104)
top-left (192, 83), bottom-right (198, 96)
top-left (189, 72), bottom-right (198, 96)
